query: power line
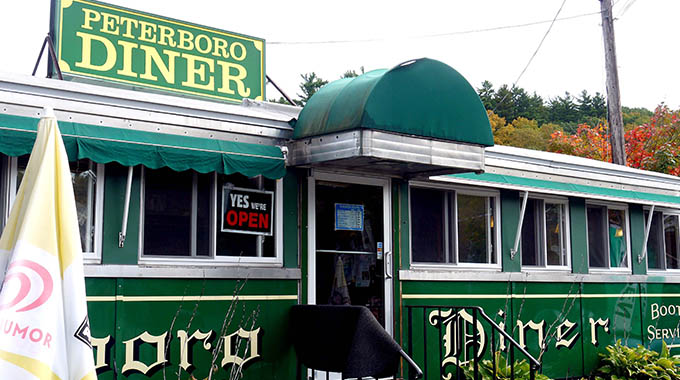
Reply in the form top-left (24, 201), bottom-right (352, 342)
top-left (512, 0), bottom-right (567, 87)
top-left (491, 0), bottom-right (567, 115)
top-left (268, 8), bottom-right (599, 46)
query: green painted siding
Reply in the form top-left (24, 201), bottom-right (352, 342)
top-left (283, 170), bottom-right (301, 268)
top-left (400, 279), bottom-right (680, 379)
top-left (512, 282), bottom-right (584, 378)
top-left (581, 283), bottom-right (644, 373)
top-left (86, 278), bottom-right (297, 380)
top-left (102, 163), bottom-right (141, 265)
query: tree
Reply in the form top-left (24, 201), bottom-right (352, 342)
top-left (626, 104), bottom-right (680, 175)
top-left (548, 105), bottom-right (680, 176)
top-left (486, 110), bottom-right (506, 134)
top-left (622, 106), bottom-right (653, 129)
top-left (297, 72), bottom-right (328, 106)
top-left (341, 66), bottom-right (365, 78)
top-left (548, 122), bottom-right (612, 162)
top-left (478, 81), bottom-right (495, 110)
top-left (492, 85), bottom-right (516, 121)
top-left (548, 92), bottom-right (579, 124)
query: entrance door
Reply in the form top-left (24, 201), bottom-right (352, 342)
top-left (307, 172), bottom-right (393, 334)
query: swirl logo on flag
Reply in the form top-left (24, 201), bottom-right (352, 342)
top-left (0, 260), bottom-right (53, 313)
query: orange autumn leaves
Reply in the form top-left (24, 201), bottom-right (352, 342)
top-left (548, 105), bottom-right (680, 176)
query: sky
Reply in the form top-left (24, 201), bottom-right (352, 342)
top-left (0, 0), bottom-right (678, 111)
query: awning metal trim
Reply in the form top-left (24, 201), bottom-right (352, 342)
top-left (436, 173), bottom-right (680, 209)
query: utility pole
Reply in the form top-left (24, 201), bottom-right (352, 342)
top-left (600, 0), bottom-right (626, 165)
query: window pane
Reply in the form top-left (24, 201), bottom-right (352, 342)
top-left (144, 168), bottom-right (193, 256)
top-left (587, 205), bottom-right (607, 268)
top-left (521, 199), bottom-right (541, 266)
top-left (315, 181), bottom-right (382, 254)
top-left (664, 215), bottom-right (680, 269)
top-left (216, 174), bottom-right (276, 258)
top-left (195, 173), bottom-right (211, 256)
top-left (458, 194), bottom-right (495, 264)
top-left (647, 211), bottom-right (664, 269)
top-left (608, 209), bottom-right (627, 268)
top-left (546, 203), bottom-right (566, 266)
top-left (18, 156), bottom-right (97, 253)
top-left (411, 187), bottom-right (447, 263)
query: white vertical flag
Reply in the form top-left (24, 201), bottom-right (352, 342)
top-left (0, 110), bottom-right (96, 380)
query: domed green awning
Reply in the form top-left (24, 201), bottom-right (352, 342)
top-left (293, 58), bottom-right (493, 146)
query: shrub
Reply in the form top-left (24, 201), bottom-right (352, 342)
top-left (593, 340), bottom-right (680, 380)
top-left (463, 351), bottom-right (551, 380)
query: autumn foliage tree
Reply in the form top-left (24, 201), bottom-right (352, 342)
top-left (549, 105), bottom-right (680, 175)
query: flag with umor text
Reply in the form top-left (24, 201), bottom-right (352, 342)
top-left (0, 112), bottom-right (96, 379)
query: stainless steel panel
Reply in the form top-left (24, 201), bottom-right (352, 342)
top-left (0, 73), bottom-right (295, 143)
top-left (287, 129), bottom-right (485, 177)
top-left (84, 264), bottom-right (301, 279)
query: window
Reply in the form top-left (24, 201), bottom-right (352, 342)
top-left (587, 203), bottom-right (629, 269)
top-left (410, 185), bottom-right (498, 265)
top-left (521, 198), bottom-right (569, 268)
top-left (646, 210), bottom-right (680, 271)
top-left (11, 156), bottom-right (103, 261)
top-left (141, 167), bottom-right (282, 264)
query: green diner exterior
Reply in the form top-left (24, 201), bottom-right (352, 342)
top-left (2, 56), bottom-right (680, 380)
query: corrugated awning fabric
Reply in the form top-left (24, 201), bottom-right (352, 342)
top-left (0, 114), bottom-right (285, 179)
top-left (451, 172), bottom-right (680, 207)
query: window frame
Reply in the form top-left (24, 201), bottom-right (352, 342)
top-left (408, 181), bottom-right (501, 269)
top-left (644, 207), bottom-right (680, 273)
top-left (520, 195), bottom-right (571, 271)
top-left (138, 168), bottom-right (284, 266)
top-left (6, 156), bottom-right (104, 264)
top-left (585, 201), bottom-right (631, 272)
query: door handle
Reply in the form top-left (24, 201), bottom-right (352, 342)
top-left (384, 250), bottom-right (393, 279)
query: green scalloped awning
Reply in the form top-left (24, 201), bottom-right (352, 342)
top-left (451, 172), bottom-right (680, 206)
top-left (0, 114), bottom-right (285, 179)
top-left (293, 58), bottom-right (493, 146)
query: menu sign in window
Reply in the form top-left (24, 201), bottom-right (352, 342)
top-left (221, 187), bottom-right (273, 236)
top-left (334, 203), bottom-right (364, 231)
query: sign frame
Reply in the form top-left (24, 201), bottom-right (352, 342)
top-left (221, 186), bottom-right (274, 236)
top-left (334, 203), bottom-right (364, 232)
top-left (50, 0), bottom-right (265, 103)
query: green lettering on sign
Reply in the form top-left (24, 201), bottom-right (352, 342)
top-left (52, 0), bottom-right (265, 103)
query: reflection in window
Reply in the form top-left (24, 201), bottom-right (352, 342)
top-left (411, 187), bottom-right (496, 265)
top-left (142, 167), bottom-right (278, 260)
top-left (521, 198), bottom-right (568, 268)
top-left (143, 168), bottom-right (210, 256)
top-left (646, 211), bottom-right (680, 270)
top-left (17, 156), bottom-right (98, 253)
top-left (587, 204), bottom-right (628, 269)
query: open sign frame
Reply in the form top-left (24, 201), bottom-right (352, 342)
top-left (221, 186), bottom-right (274, 236)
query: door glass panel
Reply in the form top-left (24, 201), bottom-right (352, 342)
top-left (315, 181), bottom-right (385, 324)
